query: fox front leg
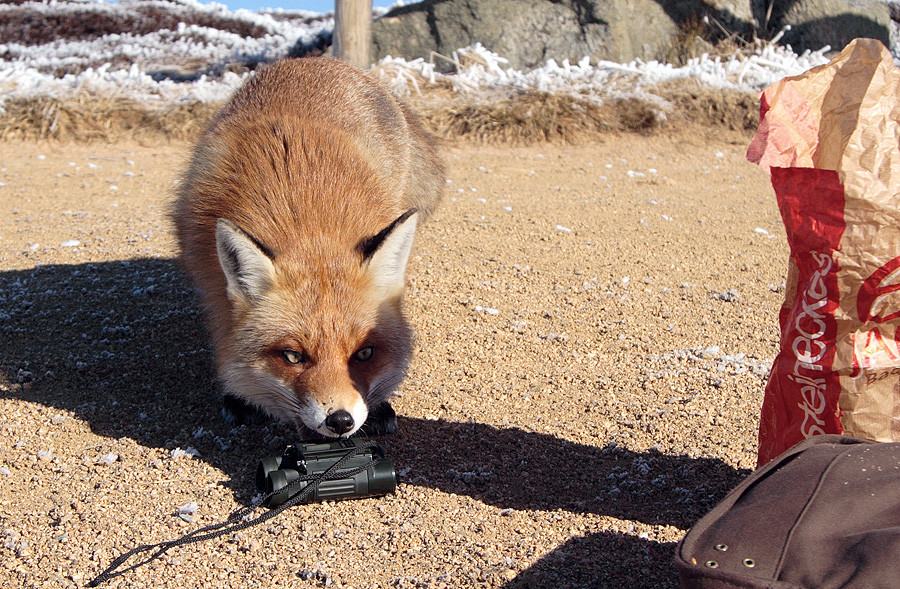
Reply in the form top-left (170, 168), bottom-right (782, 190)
top-left (359, 402), bottom-right (397, 436)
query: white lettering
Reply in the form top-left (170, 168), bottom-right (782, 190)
top-left (796, 296), bottom-right (828, 339)
top-left (792, 336), bottom-right (827, 369)
top-left (790, 251), bottom-right (835, 439)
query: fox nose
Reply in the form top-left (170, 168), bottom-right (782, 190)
top-left (325, 410), bottom-right (355, 435)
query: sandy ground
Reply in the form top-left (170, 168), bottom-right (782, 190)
top-left (0, 129), bottom-right (787, 588)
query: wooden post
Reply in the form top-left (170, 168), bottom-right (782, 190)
top-left (334, 0), bottom-right (373, 69)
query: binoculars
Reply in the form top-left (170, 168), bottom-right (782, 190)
top-left (255, 438), bottom-right (396, 507)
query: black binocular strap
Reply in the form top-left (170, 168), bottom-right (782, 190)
top-left (87, 439), bottom-right (378, 587)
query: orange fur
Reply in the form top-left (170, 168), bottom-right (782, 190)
top-left (172, 57), bottom-right (443, 437)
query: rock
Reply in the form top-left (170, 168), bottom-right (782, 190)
top-left (773, 0), bottom-right (891, 53)
top-left (372, 0), bottom-right (682, 70)
top-left (369, 0), bottom-right (891, 69)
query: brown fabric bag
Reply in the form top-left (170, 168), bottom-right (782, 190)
top-left (675, 435), bottom-right (900, 588)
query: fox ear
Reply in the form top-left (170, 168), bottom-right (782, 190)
top-left (359, 209), bottom-right (419, 294)
top-left (215, 218), bottom-right (277, 302)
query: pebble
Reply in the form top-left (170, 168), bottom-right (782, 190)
top-left (177, 502), bottom-right (199, 523)
top-left (97, 453), bottom-right (118, 466)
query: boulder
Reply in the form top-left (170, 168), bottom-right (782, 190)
top-left (772, 0), bottom-right (891, 53)
top-left (371, 0), bottom-right (684, 70)
top-left (369, 0), bottom-right (892, 69)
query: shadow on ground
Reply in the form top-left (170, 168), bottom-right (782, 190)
top-left (383, 416), bottom-right (745, 588)
top-left (0, 259), bottom-right (746, 587)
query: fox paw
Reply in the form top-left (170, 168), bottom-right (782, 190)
top-left (221, 394), bottom-right (268, 427)
top-left (358, 402), bottom-right (397, 437)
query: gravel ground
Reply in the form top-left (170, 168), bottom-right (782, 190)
top-left (0, 130), bottom-right (786, 588)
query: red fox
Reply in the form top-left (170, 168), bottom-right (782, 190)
top-left (172, 58), bottom-right (443, 438)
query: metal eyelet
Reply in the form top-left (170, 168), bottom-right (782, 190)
top-left (715, 544), bottom-right (728, 552)
top-left (705, 561), bottom-right (719, 568)
top-left (743, 558), bottom-right (756, 568)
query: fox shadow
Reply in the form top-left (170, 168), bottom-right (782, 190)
top-left (1, 258), bottom-right (746, 586)
top-left (385, 416), bottom-right (745, 531)
top-left (1, 258), bottom-right (263, 472)
top-left (382, 415), bottom-right (747, 588)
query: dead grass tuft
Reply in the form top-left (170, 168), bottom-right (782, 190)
top-left (0, 97), bottom-right (221, 142)
top-left (654, 79), bottom-right (759, 133)
top-left (664, 12), bottom-right (749, 66)
top-left (422, 91), bottom-right (665, 145)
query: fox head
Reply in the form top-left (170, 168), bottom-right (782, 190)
top-left (213, 210), bottom-right (418, 438)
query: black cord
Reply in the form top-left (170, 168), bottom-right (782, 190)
top-left (88, 439), bottom-right (378, 587)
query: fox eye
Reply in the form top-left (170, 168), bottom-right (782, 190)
top-left (353, 346), bottom-right (374, 362)
top-left (281, 350), bottom-right (305, 365)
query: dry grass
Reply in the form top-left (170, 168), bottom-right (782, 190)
top-left (418, 85), bottom-right (757, 145)
top-left (0, 1), bottom-right (273, 45)
top-left (0, 84), bottom-right (758, 144)
top-left (663, 11), bottom-right (752, 66)
top-left (0, 97), bottom-right (221, 142)
top-left (666, 14), bottom-right (715, 66)
top-left (421, 91), bottom-right (664, 145)
top-left (654, 79), bottom-right (759, 133)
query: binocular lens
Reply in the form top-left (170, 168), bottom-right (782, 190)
top-left (265, 466), bottom-right (303, 507)
top-left (255, 455), bottom-right (283, 492)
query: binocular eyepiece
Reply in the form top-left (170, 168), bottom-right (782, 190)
top-left (255, 438), bottom-right (396, 507)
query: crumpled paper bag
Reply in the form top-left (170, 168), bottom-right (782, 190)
top-left (747, 38), bottom-right (900, 466)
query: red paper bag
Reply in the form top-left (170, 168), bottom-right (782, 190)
top-left (747, 38), bottom-right (900, 467)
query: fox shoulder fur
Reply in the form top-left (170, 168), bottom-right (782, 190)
top-left (172, 57), bottom-right (443, 438)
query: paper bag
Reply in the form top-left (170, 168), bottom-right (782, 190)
top-left (747, 38), bottom-right (900, 467)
